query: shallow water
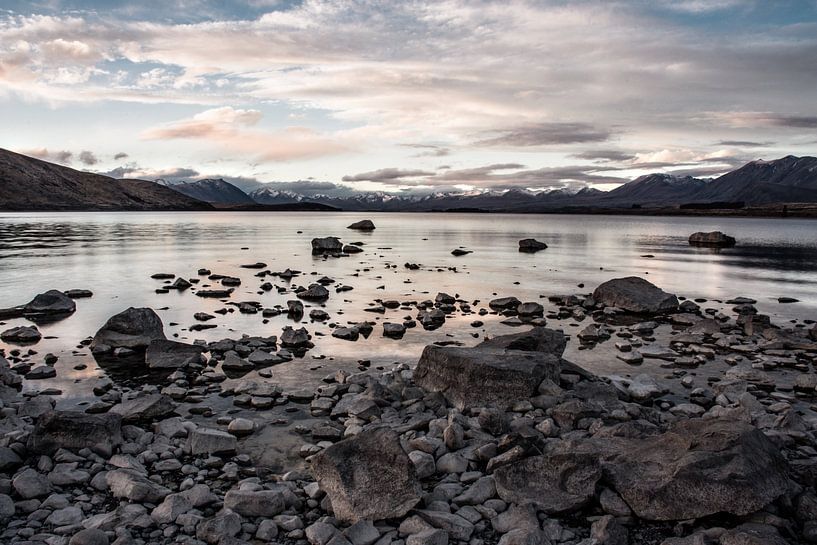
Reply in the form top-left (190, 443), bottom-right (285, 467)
top-left (1, 211), bottom-right (816, 406)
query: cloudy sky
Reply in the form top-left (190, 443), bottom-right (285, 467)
top-left (1, 0), bottom-right (816, 194)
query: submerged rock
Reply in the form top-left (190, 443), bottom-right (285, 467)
top-left (689, 231), bottom-right (736, 247)
top-left (518, 238), bottom-right (548, 252)
top-left (592, 277), bottom-right (679, 314)
top-left (91, 307), bottom-right (166, 352)
top-left (311, 427), bottom-right (421, 523)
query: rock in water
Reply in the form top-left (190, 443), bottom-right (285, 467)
top-left (602, 417), bottom-right (791, 521)
top-left (689, 231), bottom-right (736, 247)
top-left (518, 238), bottom-right (548, 252)
top-left (312, 237), bottom-right (343, 255)
top-left (0, 325), bottom-right (41, 343)
top-left (145, 339), bottom-right (204, 369)
top-left (91, 307), bottom-right (166, 353)
top-left (494, 452), bottom-right (602, 514)
top-left (414, 345), bottom-right (560, 410)
top-left (297, 283), bottom-right (330, 301)
top-left (348, 219), bottom-right (375, 230)
top-left (27, 411), bottom-right (122, 457)
top-left (592, 277), bottom-right (679, 314)
top-left (310, 427), bottom-right (421, 523)
top-left (24, 289), bottom-right (77, 317)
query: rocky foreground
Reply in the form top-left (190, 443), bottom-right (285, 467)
top-left (1, 277), bottom-right (817, 545)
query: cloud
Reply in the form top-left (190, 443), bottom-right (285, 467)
top-left (100, 164), bottom-right (200, 180)
top-left (141, 106), bottom-right (348, 161)
top-left (78, 150), bottom-right (98, 165)
top-left (401, 144), bottom-right (451, 157)
top-left (715, 140), bottom-right (771, 148)
top-left (18, 147), bottom-right (73, 164)
top-left (714, 112), bottom-right (817, 129)
top-left (114, 152), bottom-right (129, 160)
top-left (342, 168), bottom-right (436, 183)
top-left (476, 123), bottom-right (613, 147)
top-left (571, 150), bottom-right (637, 162)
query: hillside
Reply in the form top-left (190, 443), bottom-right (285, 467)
top-left (0, 149), bottom-right (212, 211)
top-left (157, 178), bottom-right (254, 205)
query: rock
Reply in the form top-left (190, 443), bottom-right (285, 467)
top-left (106, 468), bottom-right (170, 503)
top-left (383, 322), bottom-right (407, 339)
top-left (306, 521), bottom-right (338, 545)
top-left (187, 427), bottom-right (237, 455)
top-left (27, 410), bottom-right (122, 457)
top-left (626, 374), bottom-right (665, 401)
top-left (451, 248), bottom-right (472, 256)
top-left (489, 297), bottom-right (521, 311)
top-left (414, 510), bottom-right (474, 541)
top-left (414, 345), bottom-right (560, 410)
top-left (222, 352), bottom-right (254, 372)
top-left (281, 326), bottom-right (310, 347)
top-left (343, 520), bottom-right (380, 545)
top-left (47, 505), bottom-right (83, 526)
top-left (479, 327), bottom-right (567, 357)
top-left (592, 276), bottom-right (679, 314)
top-left (590, 515), bottom-right (628, 545)
top-left (227, 417), bottom-right (255, 436)
top-left (145, 339), bottom-right (204, 369)
top-left (348, 220), bottom-right (376, 230)
top-left (602, 417), bottom-right (791, 521)
top-left (26, 365), bottom-right (56, 379)
top-left (494, 452), bottom-right (601, 514)
top-left (110, 394), bottom-right (176, 423)
top-left (224, 488), bottom-right (285, 517)
top-left (69, 528), bottom-right (109, 545)
top-left (312, 237), bottom-right (343, 255)
top-left (12, 468), bottom-right (52, 499)
top-left (311, 427), bottom-right (421, 523)
top-left (196, 512), bottom-right (242, 544)
top-left (407, 529), bottom-right (448, 545)
top-left (24, 289), bottom-right (77, 317)
top-left (517, 302), bottom-right (544, 317)
top-left (0, 446), bottom-right (22, 471)
top-left (151, 494), bottom-right (193, 524)
top-left (1, 325), bottom-right (41, 342)
top-left (518, 239), bottom-right (548, 252)
top-left (689, 231), bottom-right (736, 247)
top-left (64, 289), bottom-right (93, 299)
top-left (91, 307), bottom-right (165, 352)
top-left (719, 524), bottom-right (788, 545)
top-left (298, 283), bottom-right (331, 301)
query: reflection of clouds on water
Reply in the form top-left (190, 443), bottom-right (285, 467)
top-left (1, 211), bottom-right (816, 404)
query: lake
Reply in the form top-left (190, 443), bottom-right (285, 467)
top-left (1, 211), bottom-right (816, 406)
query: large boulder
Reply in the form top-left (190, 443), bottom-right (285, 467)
top-left (348, 219), bottom-right (375, 231)
top-left (24, 289), bottom-right (77, 317)
top-left (91, 307), bottom-right (166, 353)
top-left (311, 237), bottom-right (343, 255)
top-left (27, 411), bottom-right (122, 457)
top-left (479, 327), bottom-right (567, 357)
top-left (494, 452), bottom-right (602, 514)
top-left (414, 345), bottom-right (560, 410)
top-left (592, 277), bottom-right (679, 314)
top-left (145, 339), bottom-right (205, 369)
top-left (311, 427), bottom-right (421, 523)
top-left (689, 231), bottom-right (736, 247)
top-left (601, 417), bottom-right (791, 521)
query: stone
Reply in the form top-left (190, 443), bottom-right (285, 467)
top-left (27, 411), bottom-right (122, 457)
top-left (196, 512), bottom-right (242, 544)
top-left (414, 510), bottom-right (474, 541)
top-left (69, 529), bottom-right (109, 545)
top-left (590, 515), bottom-right (628, 545)
top-left (719, 523), bottom-right (788, 545)
top-left (311, 427), bottom-right (421, 523)
top-left (479, 327), bottom-right (567, 357)
top-left (110, 394), bottom-right (176, 423)
top-left (602, 418), bottom-right (792, 521)
top-left (489, 297), bottom-right (521, 311)
top-left (383, 322), bottom-right (407, 339)
top-left (24, 289), bottom-right (77, 317)
top-left (106, 469), bottom-right (170, 503)
top-left (298, 283), bottom-right (331, 301)
top-left (151, 493), bottom-right (193, 524)
top-left (1, 325), bottom-right (41, 342)
top-left (518, 239), bottom-right (548, 252)
top-left (407, 529), bottom-right (448, 545)
top-left (592, 276), bottom-right (679, 314)
top-left (343, 520), bottom-right (380, 545)
top-left (312, 237), bottom-right (343, 255)
top-left (13, 468), bottom-right (52, 499)
top-left (145, 339), bottom-right (204, 369)
top-left (306, 521), bottom-right (338, 545)
top-left (91, 307), bottom-right (165, 352)
top-left (46, 505), bottom-right (83, 526)
top-left (414, 345), bottom-right (560, 410)
top-left (494, 452), bottom-right (601, 514)
top-left (348, 220), bottom-right (376, 230)
top-left (187, 428), bottom-right (238, 455)
top-left (688, 231), bottom-right (736, 247)
top-left (224, 488), bottom-right (286, 517)
top-left (497, 529), bottom-right (549, 545)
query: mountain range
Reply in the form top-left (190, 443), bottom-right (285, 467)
top-left (1, 148), bottom-right (816, 212)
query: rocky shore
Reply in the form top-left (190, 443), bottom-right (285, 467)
top-left (2, 268), bottom-right (817, 545)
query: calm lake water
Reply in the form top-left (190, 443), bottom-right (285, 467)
top-left (1, 211), bottom-right (816, 406)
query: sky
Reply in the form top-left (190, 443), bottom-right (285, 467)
top-left (1, 0), bottom-right (816, 195)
